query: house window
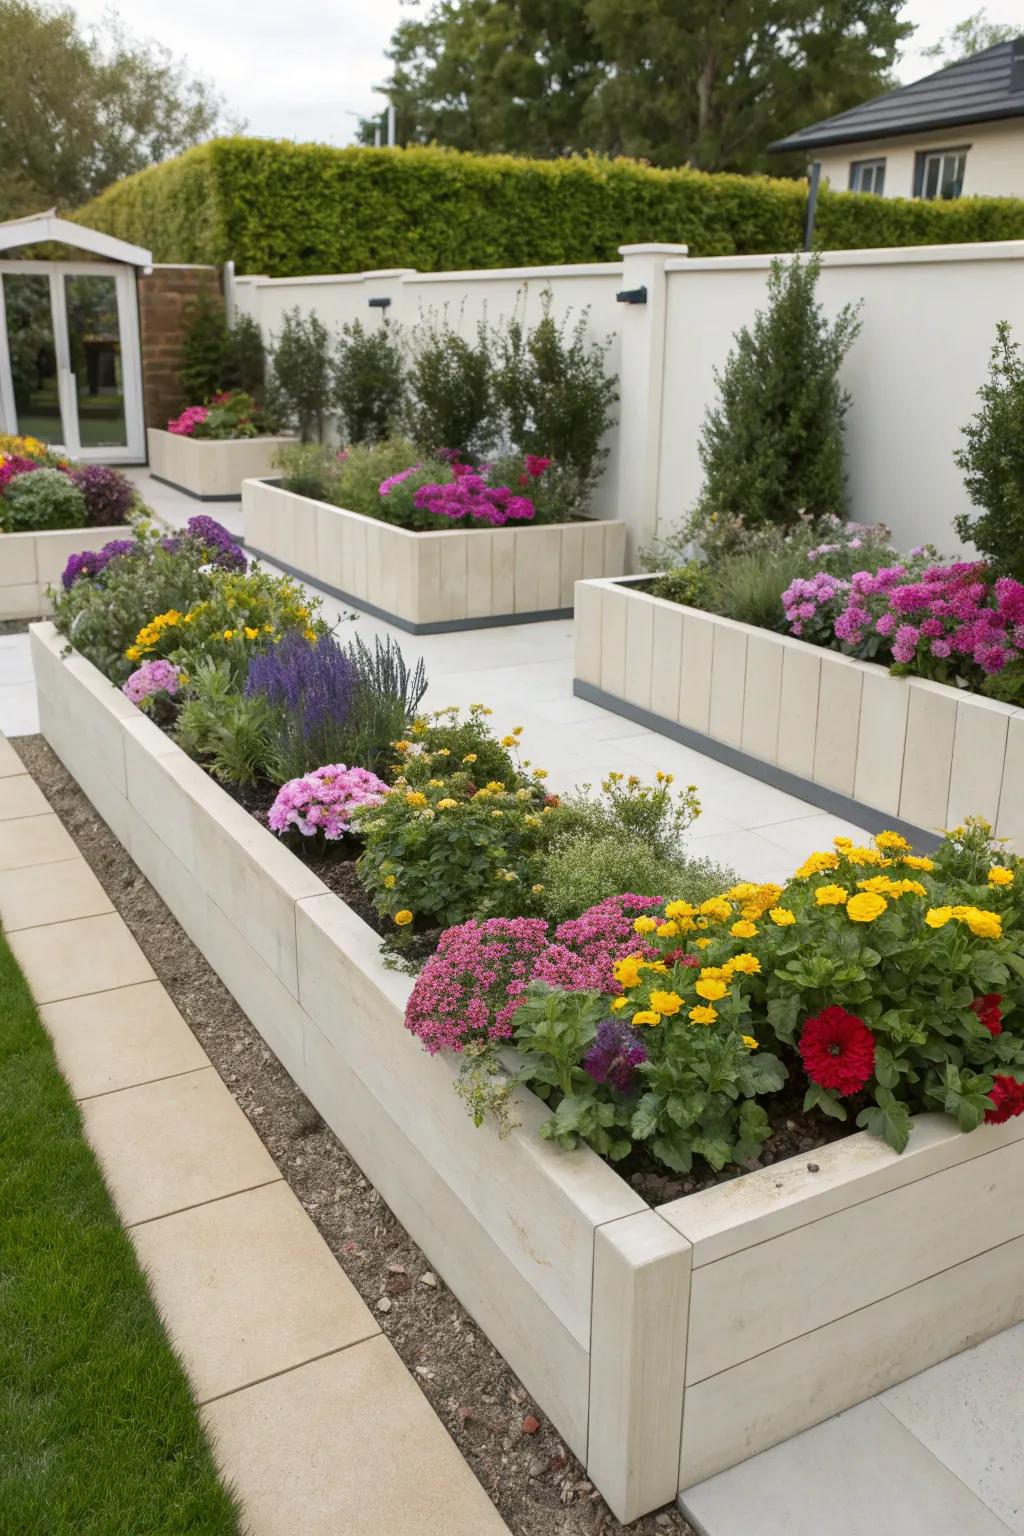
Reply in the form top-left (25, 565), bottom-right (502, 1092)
top-left (849, 159), bottom-right (886, 195)
top-left (915, 148), bottom-right (968, 200)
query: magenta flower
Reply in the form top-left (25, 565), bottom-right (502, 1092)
top-left (268, 764), bottom-right (389, 841)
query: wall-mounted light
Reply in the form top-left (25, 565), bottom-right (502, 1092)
top-left (616, 286), bottom-right (647, 305)
top-left (368, 296), bottom-right (392, 310)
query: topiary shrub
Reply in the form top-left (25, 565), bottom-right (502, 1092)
top-left (405, 310), bottom-right (498, 457)
top-left (955, 320), bottom-right (1024, 581)
top-left (334, 320), bottom-right (405, 445)
top-left (267, 308), bottom-right (333, 442)
top-left (1, 468), bottom-right (86, 532)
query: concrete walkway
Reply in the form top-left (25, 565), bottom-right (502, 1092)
top-left (0, 733), bottom-right (507, 1536)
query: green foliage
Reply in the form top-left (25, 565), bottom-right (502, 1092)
top-left (921, 10), bottom-right (1017, 63)
top-left (192, 390), bottom-right (268, 441)
top-left (0, 468), bottom-right (85, 532)
top-left (180, 294), bottom-right (267, 406)
top-left (174, 659), bottom-right (278, 786)
top-left (334, 320), bottom-right (405, 445)
top-left (268, 307), bottom-right (333, 443)
top-left (549, 770), bottom-right (702, 860)
top-left (0, 930), bottom-right (240, 1533)
top-left (695, 254), bottom-right (861, 531)
top-left (981, 659), bottom-right (1024, 708)
top-left (337, 634), bottom-right (428, 779)
top-left (406, 310), bottom-right (498, 456)
top-left (410, 704), bottom-right (518, 788)
top-left (537, 833), bottom-right (735, 926)
top-left (75, 140), bottom-right (1024, 280)
top-left (334, 438), bottom-right (446, 521)
top-left (495, 295), bottom-right (617, 496)
top-left (649, 562), bottom-right (715, 610)
top-left (274, 441), bottom-right (342, 502)
top-left (954, 321), bottom-right (1024, 580)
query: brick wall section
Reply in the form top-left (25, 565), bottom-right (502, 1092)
top-left (137, 264), bottom-right (222, 433)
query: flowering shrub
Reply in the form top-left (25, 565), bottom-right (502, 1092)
top-left (168, 405), bottom-right (209, 436)
top-left (0, 468), bottom-right (85, 533)
top-left (168, 391), bottom-right (271, 440)
top-left (122, 659), bottom-right (185, 708)
top-left (268, 764), bottom-right (389, 842)
top-left (62, 539), bottom-right (137, 589)
top-left (0, 433), bottom-right (50, 464)
top-left (68, 465), bottom-right (136, 527)
top-left (411, 468), bottom-right (535, 528)
top-left (0, 455), bottom-right (44, 495)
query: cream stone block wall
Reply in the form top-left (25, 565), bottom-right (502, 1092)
top-left (243, 479), bottom-right (626, 632)
top-left (0, 526), bottom-right (127, 620)
top-left (573, 580), bottom-right (1024, 849)
top-left (148, 429), bottom-right (295, 500)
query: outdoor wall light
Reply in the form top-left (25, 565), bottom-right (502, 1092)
top-left (368, 296), bottom-right (392, 309)
top-left (616, 286), bottom-right (647, 304)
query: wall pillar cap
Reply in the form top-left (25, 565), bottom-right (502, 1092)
top-left (619, 243), bottom-right (690, 257)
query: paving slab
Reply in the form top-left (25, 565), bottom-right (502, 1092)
top-left (680, 1400), bottom-right (1012, 1536)
top-left (202, 1335), bottom-right (509, 1535)
top-left (0, 735), bottom-right (25, 776)
top-left (81, 1065), bottom-right (281, 1225)
top-left (882, 1322), bottom-right (1024, 1535)
top-left (0, 855), bottom-right (113, 932)
top-left (7, 910), bottom-right (155, 1004)
top-left (131, 1180), bottom-right (380, 1403)
top-left (0, 771), bottom-right (49, 820)
top-left (0, 811), bottom-right (78, 870)
top-left (40, 980), bottom-right (208, 1100)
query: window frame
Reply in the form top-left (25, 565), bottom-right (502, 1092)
top-left (848, 158), bottom-right (887, 195)
top-left (914, 146), bottom-right (970, 201)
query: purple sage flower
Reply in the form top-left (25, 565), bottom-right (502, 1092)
top-left (583, 1018), bottom-right (648, 1092)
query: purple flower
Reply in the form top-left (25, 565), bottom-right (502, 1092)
top-left (184, 515), bottom-right (246, 572)
top-left (69, 464), bottom-right (135, 527)
top-left (122, 659), bottom-right (184, 705)
top-left (246, 631), bottom-right (355, 735)
top-left (61, 538), bottom-right (136, 589)
top-left (892, 624), bottom-right (920, 664)
top-left (583, 1018), bottom-right (648, 1091)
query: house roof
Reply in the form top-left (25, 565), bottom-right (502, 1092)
top-left (0, 210), bottom-right (152, 266)
top-left (770, 37), bottom-right (1024, 154)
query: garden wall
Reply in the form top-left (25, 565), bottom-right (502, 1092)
top-left (573, 578), bottom-right (1024, 852)
top-left (0, 526), bottom-right (127, 620)
top-left (231, 239), bottom-right (1024, 560)
top-left (31, 620), bottom-right (1024, 1522)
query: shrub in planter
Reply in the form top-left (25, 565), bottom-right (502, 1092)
top-left (267, 307), bottom-right (334, 443)
top-left (173, 659), bottom-right (281, 786)
top-left (334, 319), bottom-right (405, 445)
top-left (167, 390), bottom-right (273, 440)
top-left (68, 464), bottom-right (136, 526)
top-left (273, 442), bottom-right (344, 502)
top-left (180, 293), bottom-right (266, 405)
top-left (954, 320), bottom-right (1024, 581)
top-left (406, 310), bottom-right (498, 459)
top-left (407, 704), bottom-right (517, 790)
top-left (0, 468), bottom-right (85, 532)
top-left (537, 833), bottom-right (734, 927)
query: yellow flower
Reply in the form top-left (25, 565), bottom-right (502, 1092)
top-left (815, 884), bottom-right (849, 906)
top-left (501, 735), bottom-right (517, 747)
top-left (956, 906), bottom-right (1002, 940)
top-left (632, 1010), bottom-right (660, 1027)
top-left (699, 897), bottom-right (733, 923)
top-left (741, 1035), bottom-right (759, 1050)
top-left (222, 629), bottom-right (236, 641)
top-left (485, 781), bottom-right (506, 793)
top-left (727, 882), bottom-right (760, 900)
top-left (694, 937), bottom-right (712, 949)
top-left (244, 626), bottom-right (259, 640)
top-left (656, 921), bottom-right (678, 938)
top-left (769, 907), bottom-right (796, 926)
top-left (383, 875), bottom-right (396, 889)
top-left (875, 830), bottom-right (910, 852)
top-left (729, 952), bottom-right (761, 975)
top-left (897, 879), bottom-right (927, 898)
top-left (845, 845), bottom-right (886, 867)
top-left (125, 646), bottom-right (142, 662)
top-left (633, 916), bottom-right (658, 935)
top-left (695, 977), bottom-right (728, 1002)
top-left (393, 740), bottom-right (410, 753)
top-left (394, 910), bottom-right (414, 926)
top-left (794, 850), bottom-right (840, 879)
top-left (534, 769), bottom-right (548, 780)
top-left (730, 918), bottom-right (758, 937)
top-left (436, 797), bottom-right (458, 810)
top-left (613, 954), bottom-right (643, 989)
top-left (988, 866), bottom-right (1014, 886)
top-left (846, 892), bottom-right (888, 923)
top-left (462, 753), bottom-right (477, 763)
top-left (639, 959), bottom-right (669, 974)
top-left (664, 900), bottom-right (695, 920)
top-left (903, 855), bottom-right (934, 872)
top-left (689, 1005), bottom-right (718, 1025)
top-left (490, 809), bottom-right (504, 819)
top-left (649, 989), bottom-right (683, 1017)
top-left (405, 791), bottom-right (428, 808)
top-left (610, 996), bottom-right (628, 1012)
top-left (427, 778), bottom-right (445, 788)
top-left (531, 883), bottom-right (544, 894)
top-left (925, 906), bottom-right (953, 928)
top-left (833, 836), bottom-right (853, 850)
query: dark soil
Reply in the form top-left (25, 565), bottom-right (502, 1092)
top-left (14, 734), bottom-right (694, 1536)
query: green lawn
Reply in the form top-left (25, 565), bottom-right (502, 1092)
top-left (0, 932), bottom-right (241, 1535)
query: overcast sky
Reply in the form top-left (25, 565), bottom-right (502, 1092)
top-left (70, 0), bottom-right (1024, 147)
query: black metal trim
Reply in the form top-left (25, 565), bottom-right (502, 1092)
top-left (572, 678), bottom-right (942, 851)
top-left (149, 473), bottom-right (242, 503)
top-left (368, 296), bottom-right (392, 310)
top-left (616, 286), bottom-right (648, 305)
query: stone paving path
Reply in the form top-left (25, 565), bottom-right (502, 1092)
top-left (0, 732), bottom-right (508, 1536)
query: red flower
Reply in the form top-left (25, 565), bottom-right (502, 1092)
top-left (970, 994), bottom-right (1003, 1036)
top-left (524, 454), bottom-right (551, 478)
top-left (664, 948), bottom-right (701, 968)
top-left (799, 1005), bottom-right (876, 1096)
top-left (985, 1075), bottom-right (1024, 1124)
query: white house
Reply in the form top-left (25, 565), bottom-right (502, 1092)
top-left (770, 37), bottom-right (1024, 200)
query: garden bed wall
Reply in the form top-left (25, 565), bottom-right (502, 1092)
top-left (0, 526), bottom-right (127, 621)
top-left (574, 578), bottom-right (1024, 852)
top-left (243, 478), bottom-right (627, 634)
top-left (30, 620), bottom-right (1024, 1520)
top-left (147, 428), bottom-right (295, 501)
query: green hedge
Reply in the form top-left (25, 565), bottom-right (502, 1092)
top-left (73, 138), bottom-right (1024, 277)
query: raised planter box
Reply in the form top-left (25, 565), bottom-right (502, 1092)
top-left (0, 525), bottom-right (127, 621)
top-left (574, 577), bottom-right (1024, 854)
top-left (30, 619), bottom-right (1024, 1523)
top-left (243, 477), bottom-right (627, 634)
top-left (147, 428), bottom-right (295, 502)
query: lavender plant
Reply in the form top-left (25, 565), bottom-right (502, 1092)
top-left (245, 632), bottom-right (358, 780)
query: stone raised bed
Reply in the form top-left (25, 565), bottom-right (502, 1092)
top-left (574, 577), bottom-right (1024, 853)
top-left (0, 526), bottom-right (127, 621)
top-left (243, 478), bottom-right (627, 634)
top-left (148, 428), bottom-right (295, 502)
top-left (30, 619), bottom-right (1024, 1523)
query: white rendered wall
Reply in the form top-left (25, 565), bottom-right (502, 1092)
top-left (816, 119), bottom-right (1024, 199)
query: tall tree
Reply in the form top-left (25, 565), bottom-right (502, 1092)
top-left (0, 1), bottom-right (237, 219)
top-left (921, 9), bottom-right (1017, 64)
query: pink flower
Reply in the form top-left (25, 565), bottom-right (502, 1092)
top-left (268, 764), bottom-right (389, 841)
top-left (167, 405), bottom-right (209, 436)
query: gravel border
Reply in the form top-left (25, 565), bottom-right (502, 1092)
top-left (14, 734), bottom-right (694, 1536)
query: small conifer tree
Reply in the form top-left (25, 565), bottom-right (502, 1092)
top-left (954, 321), bottom-right (1024, 580)
top-left (695, 254), bottom-right (861, 532)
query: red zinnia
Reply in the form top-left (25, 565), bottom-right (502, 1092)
top-left (799, 1005), bottom-right (876, 1096)
top-left (970, 994), bottom-right (1003, 1036)
top-left (985, 1075), bottom-right (1024, 1124)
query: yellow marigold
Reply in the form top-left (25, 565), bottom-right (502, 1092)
top-left (727, 882), bottom-right (760, 900)
top-left (846, 892), bottom-right (887, 923)
top-left (613, 954), bottom-right (643, 989)
top-left (632, 1010), bottom-right (660, 1027)
top-left (405, 791), bottom-right (428, 807)
top-left (699, 965), bottom-right (729, 981)
top-left (898, 879), bottom-right (928, 897)
top-left (695, 977), bottom-right (728, 1002)
top-left (394, 910), bottom-right (414, 926)
top-left (383, 875), bottom-right (396, 889)
top-left (633, 916), bottom-right (658, 935)
top-left (531, 883), bottom-right (544, 894)
top-left (393, 741), bottom-right (410, 753)
top-left (428, 778), bottom-right (445, 788)
top-left (500, 735), bottom-right (517, 747)
top-left (694, 937), bottom-right (712, 949)
top-left (485, 781), bottom-right (506, 793)
top-left (729, 953), bottom-right (761, 975)
top-left (794, 851), bottom-right (840, 879)
top-left (988, 866), bottom-right (1014, 886)
top-left (639, 960), bottom-right (669, 974)
top-left (875, 830), bottom-right (910, 852)
top-left (462, 752), bottom-right (477, 763)
top-left (769, 907), bottom-right (797, 926)
top-left (731, 919), bottom-right (759, 937)
top-left (741, 1035), bottom-right (759, 1050)
top-left (436, 797), bottom-right (458, 810)
top-left (699, 897), bottom-right (733, 923)
top-left (656, 921), bottom-right (678, 938)
top-left (845, 846), bottom-right (886, 867)
top-left (125, 646), bottom-right (142, 662)
top-left (490, 809), bottom-right (504, 819)
top-left (664, 900), bottom-right (695, 920)
top-left (903, 855), bottom-right (934, 871)
top-left (925, 906), bottom-right (953, 928)
top-left (610, 996), bottom-right (628, 1012)
top-left (833, 836), bottom-right (853, 850)
top-left (956, 906), bottom-right (1002, 940)
top-left (855, 876), bottom-right (900, 897)
top-left (649, 989), bottom-right (683, 1017)
top-left (689, 1005), bottom-right (718, 1025)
